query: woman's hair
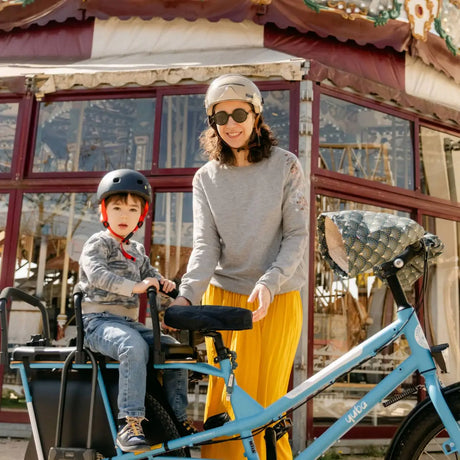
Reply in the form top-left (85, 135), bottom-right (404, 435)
top-left (199, 113), bottom-right (278, 166)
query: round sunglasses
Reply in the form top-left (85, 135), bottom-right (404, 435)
top-left (212, 108), bottom-right (251, 126)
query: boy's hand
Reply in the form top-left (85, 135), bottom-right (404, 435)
top-left (132, 277), bottom-right (160, 294)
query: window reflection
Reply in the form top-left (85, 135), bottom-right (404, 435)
top-left (159, 94), bottom-right (207, 168)
top-left (319, 95), bottom-right (414, 189)
top-left (15, 192), bottom-right (100, 340)
top-left (0, 102), bottom-right (18, 173)
top-left (157, 90), bottom-right (290, 169)
top-left (314, 195), bottom-right (415, 426)
top-left (422, 215), bottom-right (460, 385)
top-left (420, 127), bottom-right (460, 201)
top-left (261, 90), bottom-right (290, 150)
top-left (151, 192), bottom-right (193, 283)
top-left (33, 99), bottom-right (155, 172)
top-left (3, 192), bottom-right (101, 412)
top-left (0, 194), bottom-right (7, 275)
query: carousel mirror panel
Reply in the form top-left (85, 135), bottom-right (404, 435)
top-left (33, 98), bottom-right (156, 172)
top-left (0, 102), bottom-right (18, 174)
top-left (319, 95), bottom-right (414, 190)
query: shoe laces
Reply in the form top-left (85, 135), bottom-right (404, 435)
top-left (123, 416), bottom-right (145, 437)
top-left (182, 418), bottom-right (197, 434)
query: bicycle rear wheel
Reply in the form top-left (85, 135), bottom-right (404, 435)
top-left (386, 382), bottom-right (460, 459)
top-left (144, 392), bottom-right (190, 457)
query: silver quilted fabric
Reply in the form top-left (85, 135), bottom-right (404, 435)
top-left (317, 210), bottom-right (444, 289)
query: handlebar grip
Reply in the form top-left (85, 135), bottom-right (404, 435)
top-left (146, 285), bottom-right (179, 299)
top-left (160, 286), bottom-right (178, 299)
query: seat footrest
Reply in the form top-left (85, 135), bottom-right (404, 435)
top-left (48, 447), bottom-right (98, 460)
top-left (162, 343), bottom-right (196, 360)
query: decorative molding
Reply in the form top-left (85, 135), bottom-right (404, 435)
top-left (405, 0), bottom-right (439, 41)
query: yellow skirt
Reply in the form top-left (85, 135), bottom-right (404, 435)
top-left (200, 285), bottom-right (303, 460)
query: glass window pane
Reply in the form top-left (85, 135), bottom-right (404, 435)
top-left (158, 90), bottom-right (290, 169)
top-left (14, 192), bottom-right (101, 341)
top-left (420, 127), bottom-right (460, 201)
top-left (33, 99), bottom-right (155, 172)
top-left (151, 192), bottom-right (193, 282)
top-left (0, 193), bottom-right (8, 274)
top-left (319, 95), bottom-right (414, 189)
top-left (422, 215), bottom-right (460, 385)
top-left (0, 102), bottom-right (19, 173)
top-left (4, 192), bottom-right (102, 412)
top-left (159, 94), bottom-right (207, 168)
top-left (314, 195), bottom-right (414, 428)
top-left (150, 191), bottom-right (198, 417)
top-left (261, 90), bottom-right (290, 150)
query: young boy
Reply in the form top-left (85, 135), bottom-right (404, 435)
top-left (77, 169), bottom-right (193, 452)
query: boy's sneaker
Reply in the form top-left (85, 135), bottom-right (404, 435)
top-left (116, 416), bottom-right (149, 452)
top-left (180, 418), bottom-right (198, 436)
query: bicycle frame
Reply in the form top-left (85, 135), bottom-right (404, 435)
top-left (4, 224), bottom-right (459, 460)
top-left (8, 293), bottom-right (460, 460)
top-left (135, 302), bottom-right (460, 459)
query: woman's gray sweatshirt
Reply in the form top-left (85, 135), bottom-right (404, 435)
top-left (179, 146), bottom-right (309, 305)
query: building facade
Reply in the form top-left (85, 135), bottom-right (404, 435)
top-left (0, 0), bottom-right (460, 454)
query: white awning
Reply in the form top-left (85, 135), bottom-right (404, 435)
top-left (0, 47), bottom-right (306, 98)
top-left (405, 54), bottom-right (460, 114)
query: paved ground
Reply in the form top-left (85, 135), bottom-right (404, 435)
top-left (0, 437), bottom-right (203, 459)
top-left (0, 437), bottom-right (385, 460)
top-left (0, 437), bottom-right (28, 460)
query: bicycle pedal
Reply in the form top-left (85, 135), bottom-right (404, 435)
top-left (273, 418), bottom-right (292, 440)
top-left (189, 371), bottom-right (204, 382)
top-left (48, 447), bottom-right (98, 460)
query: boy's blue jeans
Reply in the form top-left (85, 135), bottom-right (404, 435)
top-left (82, 312), bottom-right (188, 421)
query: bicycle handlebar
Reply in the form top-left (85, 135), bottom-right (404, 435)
top-left (146, 284), bottom-right (178, 364)
top-left (376, 233), bottom-right (441, 278)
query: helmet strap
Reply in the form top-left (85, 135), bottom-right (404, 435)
top-left (100, 199), bottom-right (150, 262)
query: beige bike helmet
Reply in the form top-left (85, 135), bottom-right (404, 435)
top-left (205, 74), bottom-right (263, 116)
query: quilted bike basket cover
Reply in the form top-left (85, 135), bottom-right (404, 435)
top-left (317, 210), bottom-right (444, 290)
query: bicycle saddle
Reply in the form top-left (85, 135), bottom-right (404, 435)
top-left (164, 305), bottom-right (253, 332)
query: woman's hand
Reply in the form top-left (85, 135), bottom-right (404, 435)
top-left (248, 284), bottom-right (271, 322)
top-left (160, 277), bottom-right (176, 293)
top-left (132, 277), bottom-right (160, 294)
top-left (169, 296), bottom-right (192, 307)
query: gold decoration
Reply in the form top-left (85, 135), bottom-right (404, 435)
top-left (326, 0), bottom-right (369, 18)
top-left (405, 0), bottom-right (440, 41)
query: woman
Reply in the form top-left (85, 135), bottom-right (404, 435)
top-left (173, 74), bottom-right (308, 459)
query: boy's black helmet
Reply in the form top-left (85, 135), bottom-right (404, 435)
top-left (97, 169), bottom-right (152, 204)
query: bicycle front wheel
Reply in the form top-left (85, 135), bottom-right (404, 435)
top-left (386, 382), bottom-right (460, 459)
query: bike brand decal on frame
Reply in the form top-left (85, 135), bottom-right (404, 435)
top-left (345, 401), bottom-right (368, 424)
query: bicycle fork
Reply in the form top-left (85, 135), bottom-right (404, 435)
top-left (407, 318), bottom-right (460, 456)
top-left (424, 370), bottom-right (460, 455)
